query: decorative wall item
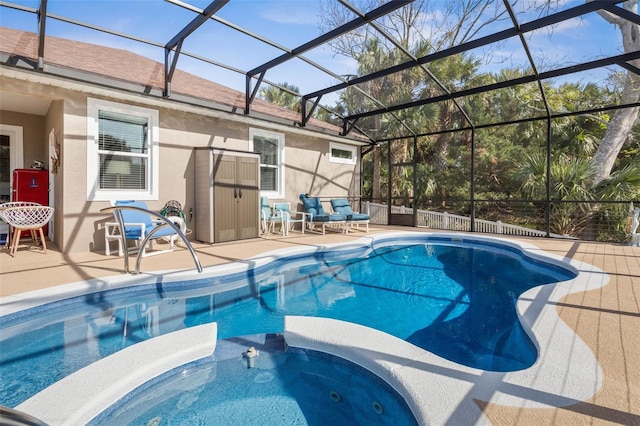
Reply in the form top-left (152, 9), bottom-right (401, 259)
top-left (50, 133), bottom-right (60, 174)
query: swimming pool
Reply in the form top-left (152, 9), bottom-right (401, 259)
top-left (90, 334), bottom-right (419, 426)
top-left (0, 233), bottom-right (578, 412)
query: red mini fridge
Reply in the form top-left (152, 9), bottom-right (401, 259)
top-left (12, 168), bottom-right (50, 235)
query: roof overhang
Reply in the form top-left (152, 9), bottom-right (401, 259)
top-left (0, 63), bottom-right (369, 146)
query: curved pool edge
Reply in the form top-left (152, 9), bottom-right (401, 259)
top-left (284, 315), bottom-right (433, 425)
top-left (0, 234), bottom-right (378, 317)
top-left (284, 304), bottom-right (604, 425)
top-left (15, 323), bottom-right (218, 425)
top-left (2, 231), bottom-right (609, 424)
top-left (0, 231), bottom-right (578, 317)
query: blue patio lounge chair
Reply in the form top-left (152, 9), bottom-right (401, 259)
top-left (106, 200), bottom-right (178, 257)
top-left (330, 198), bottom-right (370, 233)
top-left (299, 194), bottom-right (347, 234)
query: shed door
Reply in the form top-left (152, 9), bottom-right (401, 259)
top-left (213, 153), bottom-right (238, 242)
top-left (236, 155), bottom-right (259, 240)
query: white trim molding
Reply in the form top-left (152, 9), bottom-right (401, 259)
top-left (86, 97), bottom-right (159, 201)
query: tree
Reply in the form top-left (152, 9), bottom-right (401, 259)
top-left (340, 39), bottom-right (423, 201)
top-left (513, 148), bottom-right (640, 237)
top-left (320, 0), bottom-right (639, 238)
top-left (321, 1), bottom-right (510, 203)
top-left (588, 0), bottom-right (640, 185)
top-left (258, 82), bottom-right (302, 112)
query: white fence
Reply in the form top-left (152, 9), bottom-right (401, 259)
top-left (363, 202), bottom-right (551, 238)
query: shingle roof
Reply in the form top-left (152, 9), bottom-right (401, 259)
top-left (0, 27), bottom-right (346, 136)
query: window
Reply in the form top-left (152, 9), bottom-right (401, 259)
top-left (249, 128), bottom-right (285, 198)
top-left (87, 98), bottom-right (159, 201)
top-left (329, 142), bottom-right (357, 165)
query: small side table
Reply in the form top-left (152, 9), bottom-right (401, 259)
top-left (285, 211), bottom-right (309, 235)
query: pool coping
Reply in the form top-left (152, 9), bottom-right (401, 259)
top-left (3, 232), bottom-right (609, 425)
top-left (0, 231), bottom-right (588, 316)
top-left (16, 323), bottom-right (217, 425)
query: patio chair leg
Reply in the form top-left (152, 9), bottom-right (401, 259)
top-left (10, 228), bottom-right (20, 256)
top-left (38, 227), bottom-right (47, 254)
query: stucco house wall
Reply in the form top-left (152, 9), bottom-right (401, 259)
top-left (1, 71), bottom-right (362, 253)
top-left (0, 110), bottom-right (46, 167)
top-left (44, 99), bottom-right (64, 247)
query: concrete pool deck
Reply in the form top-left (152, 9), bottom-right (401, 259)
top-left (1, 227), bottom-right (639, 425)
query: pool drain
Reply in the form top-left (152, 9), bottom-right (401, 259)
top-left (329, 391), bottom-right (341, 402)
top-left (373, 401), bottom-right (384, 414)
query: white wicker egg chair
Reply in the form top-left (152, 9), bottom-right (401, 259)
top-left (0, 205), bottom-right (54, 256)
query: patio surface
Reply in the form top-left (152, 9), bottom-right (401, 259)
top-left (1, 226), bottom-right (638, 425)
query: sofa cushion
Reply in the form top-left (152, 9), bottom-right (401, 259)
top-left (301, 197), bottom-right (326, 217)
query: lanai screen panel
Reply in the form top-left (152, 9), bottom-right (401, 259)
top-left (524, 9), bottom-right (624, 72)
top-left (0, 2), bottom-right (38, 34)
top-left (462, 81), bottom-right (547, 126)
top-left (543, 66), bottom-right (629, 116)
top-left (473, 121), bottom-right (549, 234)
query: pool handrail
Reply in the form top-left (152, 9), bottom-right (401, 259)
top-left (0, 405), bottom-right (48, 426)
top-left (100, 205), bottom-right (202, 274)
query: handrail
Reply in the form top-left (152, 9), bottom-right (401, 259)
top-left (100, 205), bottom-right (202, 274)
top-left (0, 405), bottom-right (48, 426)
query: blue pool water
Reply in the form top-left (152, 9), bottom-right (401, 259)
top-left (0, 236), bottom-right (576, 408)
top-left (90, 334), bottom-right (418, 426)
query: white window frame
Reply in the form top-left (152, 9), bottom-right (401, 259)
top-left (86, 98), bottom-right (159, 201)
top-left (249, 128), bottom-right (285, 199)
top-left (329, 142), bottom-right (357, 165)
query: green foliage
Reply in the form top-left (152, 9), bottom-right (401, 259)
top-left (512, 150), bottom-right (548, 200)
top-left (319, 2), bottom-right (639, 241)
top-left (258, 82), bottom-right (302, 112)
top-left (510, 151), bottom-right (640, 237)
top-left (592, 160), bottom-right (640, 201)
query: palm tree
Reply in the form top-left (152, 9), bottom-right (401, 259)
top-left (514, 150), bottom-right (640, 238)
top-left (258, 82), bottom-right (302, 112)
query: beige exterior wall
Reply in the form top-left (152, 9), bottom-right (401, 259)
top-left (44, 99), bottom-right (63, 247)
top-left (276, 131), bottom-right (360, 212)
top-left (0, 110), bottom-right (47, 168)
top-left (159, 108), bottom-right (251, 240)
top-left (60, 91), bottom-right (92, 253)
top-left (1, 72), bottom-right (362, 253)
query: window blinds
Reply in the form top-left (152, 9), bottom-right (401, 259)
top-left (98, 110), bottom-right (148, 190)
